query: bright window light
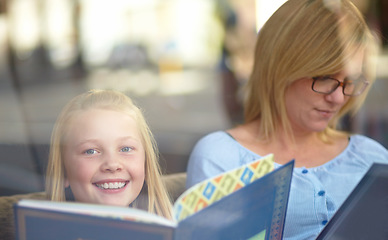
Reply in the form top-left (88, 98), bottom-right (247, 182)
top-left (255, 0), bottom-right (287, 31)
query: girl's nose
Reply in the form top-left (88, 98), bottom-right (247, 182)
top-left (101, 152), bottom-right (122, 172)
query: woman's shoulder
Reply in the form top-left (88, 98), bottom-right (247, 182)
top-left (194, 131), bottom-right (237, 148)
top-left (190, 131), bottom-right (241, 156)
top-left (201, 130), bottom-right (233, 139)
top-left (350, 134), bottom-right (387, 150)
top-left (187, 130), bottom-right (249, 187)
top-left (347, 134), bottom-right (388, 163)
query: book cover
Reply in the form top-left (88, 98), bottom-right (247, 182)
top-left (14, 154), bottom-right (294, 240)
top-left (316, 163), bottom-right (388, 240)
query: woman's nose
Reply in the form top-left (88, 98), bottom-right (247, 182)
top-left (325, 85), bottom-right (347, 104)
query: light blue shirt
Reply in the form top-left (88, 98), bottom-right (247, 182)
top-left (186, 131), bottom-right (388, 240)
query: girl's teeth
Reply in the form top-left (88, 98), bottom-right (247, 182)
top-left (97, 182), bottom-right (126, 189)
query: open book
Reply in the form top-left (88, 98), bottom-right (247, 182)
top-left (14, 154), bottom-right (294, 240)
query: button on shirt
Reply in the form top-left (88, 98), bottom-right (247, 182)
top-left (281, 166), bottom-right (338, 239)
top-left (186, 131), bottom-right (388, 240)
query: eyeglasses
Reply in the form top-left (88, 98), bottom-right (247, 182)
top-left (311, 75), bottom-right (369, 96)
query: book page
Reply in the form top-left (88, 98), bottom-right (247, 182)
top-left (17, 199), bottom-right (176, 227)
top-left (173, 154), bottom-right (274, 222)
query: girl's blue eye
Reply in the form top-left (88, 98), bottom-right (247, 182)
top-left (120, 147), bottom-right (132, 153)
top-left (85, 149), bottom-right (97, 155)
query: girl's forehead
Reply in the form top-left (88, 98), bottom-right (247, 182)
top-left (63, 108), bottom-right (140, 137)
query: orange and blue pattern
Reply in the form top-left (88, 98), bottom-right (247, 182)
top-left (174, 154), bottom-right (274, 221)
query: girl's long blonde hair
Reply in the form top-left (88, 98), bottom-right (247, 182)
top-left (45, 89), bottom-right (172, 219)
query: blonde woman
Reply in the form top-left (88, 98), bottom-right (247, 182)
top-left (46, 89), bottom-right (172, 219)
top-left (186, 0), bottom-right (388, 239)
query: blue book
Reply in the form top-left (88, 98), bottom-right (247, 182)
top-left (14, 155), bottom-right (294, 240)
top-left (316, 162), bottom-right (388, 240)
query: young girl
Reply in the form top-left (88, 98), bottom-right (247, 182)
top-left (45, 89), bottom-right (172, 219)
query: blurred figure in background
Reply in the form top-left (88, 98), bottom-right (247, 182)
top-left (186, 0), bottom-right (388, 239)
top-left (217, 0), bottom-right (257, 125)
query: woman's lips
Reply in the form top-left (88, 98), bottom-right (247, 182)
top-left (316, 109), bottom-right (335, 118)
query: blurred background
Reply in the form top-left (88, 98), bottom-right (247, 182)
top-left (0, 0), bottom-right (387, 196)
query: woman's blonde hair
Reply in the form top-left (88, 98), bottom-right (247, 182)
top-left (45, 89), bottom-right (172, 219)
top-left (244, 0), bottom-right (377, 142)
